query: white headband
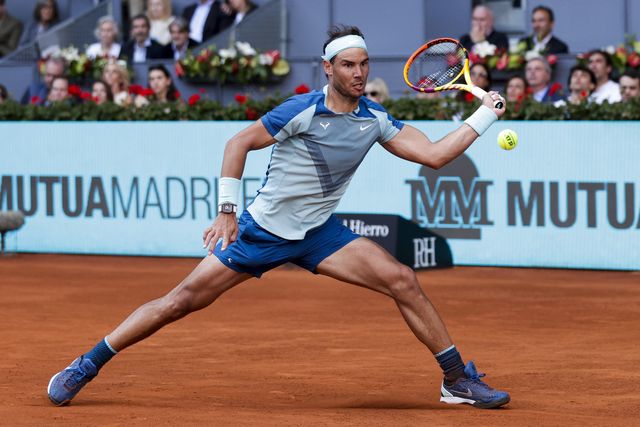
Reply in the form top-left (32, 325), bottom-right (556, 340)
top-left (322, 35), bottom-right (368, 61)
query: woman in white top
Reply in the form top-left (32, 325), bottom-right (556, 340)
top-left (147, 0), bottom-right (174, 46)
top-left (86, 16), bottom-right (121, 59)
top-left (101, 60), bottom-right (132, 106)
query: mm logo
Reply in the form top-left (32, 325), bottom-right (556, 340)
top-left (405, 155), bottom-right (493, 239)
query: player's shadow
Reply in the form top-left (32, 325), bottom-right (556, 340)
top-left (338, 399), bottom-right (511, 411)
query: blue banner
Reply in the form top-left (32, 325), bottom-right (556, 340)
top-left (1, 121), bottom-right (638, 270)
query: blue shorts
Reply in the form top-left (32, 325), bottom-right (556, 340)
top-left (213, 210), bottom-right (360, 277)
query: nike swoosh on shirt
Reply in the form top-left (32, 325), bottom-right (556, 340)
top-left (359, 123), bottom-right (375, 131)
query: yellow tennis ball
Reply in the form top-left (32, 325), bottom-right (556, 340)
top-left (497, 129), bottom-right (518, 150)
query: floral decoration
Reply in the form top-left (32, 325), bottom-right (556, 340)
top-left (40, 46), bottom-right (120, 81)
top-left (577, 34), bottom-right (640, 74)
top-left (176, 41), bottom-right (290, 84)
top-left (468, 40), bottom-right (557, 71)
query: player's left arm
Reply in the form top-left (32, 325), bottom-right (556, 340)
top-left (383, 91), bottom-right (505, 169)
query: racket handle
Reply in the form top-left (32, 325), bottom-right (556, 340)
top-left (471, 86), bottom-right (504, 109)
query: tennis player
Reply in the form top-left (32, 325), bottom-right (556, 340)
top-left (48, 25), bottom-right (509, 409)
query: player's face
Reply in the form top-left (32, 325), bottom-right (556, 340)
top-left (326, 48), bottom-right (369, 100)
top-left (531, 10), bottom-right (553, 39)
top-left (619, 76), bottom-right (640, 102)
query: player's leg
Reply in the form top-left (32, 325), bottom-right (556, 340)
top-left (47, 255), bottom-right (251, 406)
top-left (316, 237), bottom-right (509, 409)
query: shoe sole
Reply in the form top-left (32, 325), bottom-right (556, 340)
top-left (47, 372), bottom-right (70, 406)
top-left (440, 394), bottom-right (510, 409)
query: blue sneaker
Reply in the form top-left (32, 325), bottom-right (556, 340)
top-left (47, 356), bottom-right (98, 406)
top-left (440, 361), bottom-right (510, 409)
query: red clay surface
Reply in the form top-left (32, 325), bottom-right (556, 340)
top-left (1, 254), bottom-right (639, 426)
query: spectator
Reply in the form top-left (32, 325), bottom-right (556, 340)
top-left (20, 0), bottom-right (60, 45)
top-left (147, 0), bottom-right (174, 46)
top-left (519, 5), bottom-right (568, 55)
top-left (525, 57), bottom-right (563, 103)
top-left (164, 17), bottom-right (197, 61)
top-left (102, 60), bottom-right (132, 106)
top-left (21, 56), bottom-right (65, 105)
top-left (224, 0), bottom-right (258, 29)
top-left (457, 63), bottom-right (492, 103)
top-left (91, 79), bottom-right (113, 105)
top-left (618, 70), bottom-right (639, 103)
top-left (0, 83), bottom-right (9, 103)
top-left (120, 14), bottom-right (172, 63)
top-left (460, 5), bottom-right (508, 53)
top-left (587, 50), bottom-right (621, 104)
top-left (0, 0), bottom-right (23, 58)
top-left (505, 74), bottom-right (528, 103)
top-left (182, 0), bottom-right (233, 45)
top-left (45, 76), bottom-right (70, 105)
top-left (135, 64), bottom-right (180, 107)
top-left (364, 77), bottom-right (389, 104)
top-left (86, 16), bottom-right (121, 59)
top-left (563, 64), bottom-right (596, 105)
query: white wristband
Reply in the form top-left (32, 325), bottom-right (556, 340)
top-left (218, 177), bottom-right (240, 206)
top-left (464, 105), bottom-right (498, 136)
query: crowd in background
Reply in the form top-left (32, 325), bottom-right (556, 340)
top-left (0, 1), bottom-right (639, 108)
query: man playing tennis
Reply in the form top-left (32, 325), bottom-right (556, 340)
top-left (48, 25), bottom-right (509, 409)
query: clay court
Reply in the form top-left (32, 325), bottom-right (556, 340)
top-left (1, 254), bottom-right (639, 426)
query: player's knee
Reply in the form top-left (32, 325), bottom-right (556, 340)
top-left (388, 265), bottom-right (420, 300)
top-left (161, 293), bottom-right (194, 321)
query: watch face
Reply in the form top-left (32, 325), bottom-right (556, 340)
top-left (220, 203), bottom-right (235, 213)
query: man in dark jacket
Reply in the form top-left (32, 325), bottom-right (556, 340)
top-left (519, 5), bottom-right (569, 54)
top-left (0, 0), bottom-right (23, 58)
top-left (120, 14), bottom-right (172, 63)
top-left (182, 0), bottom-right (233, 45)
top-left (460, 4), bottom-right (508, 52)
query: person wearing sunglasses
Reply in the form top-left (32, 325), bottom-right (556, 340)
top-left (364, 77), bottom-right (389, 104)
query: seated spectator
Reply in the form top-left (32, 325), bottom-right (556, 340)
top-left (21, 0), bottom-right (60, 45)
top-left (0, 83), bottom-right (9, 103)
top-left (164, 17), bottom-right (197, 60)
top-left (458, 63), bottom-right (492, 102)
top-left (135, 64), bottom-right (181, 106)
top-left (45, 76), bottom-right (70, 105)
top-left (519, 5), bottom-right (568, 55)
top-left (182, 0), bottom-right (233, 45)
top-left (102, 60), bottom-right (132, 106)
top-left (364, 77), bottom-right (390, 104)
top-left (0, 0), bottom-right (23, 58)
top-left (460, 5), bottom-right (508, 53)
top-left (618, 70), bottom-right (639, 103)
top-left (91, 80), bottom-right (114, 105)
top-left (225, 0), bottom-right (258, 29)
top-left (505, 74), bottom-right (528, 103)
top-left (21, 56), bottom-right (65, 105)
top-left (560, 64), bottom-right (596, 105)
top-left (147, 0), bottom-right (174, 46)
top-left (525, 57), bottom-right (563, 103)
top-left (588, 50), bottom-right (621, 104)
top-left (120, 14), bottom-right (172, 63)
top-left (87, 16), bottom-right (121, 59)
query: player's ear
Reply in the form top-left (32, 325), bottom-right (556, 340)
top-left (323, 60), bottom-right (333, 77)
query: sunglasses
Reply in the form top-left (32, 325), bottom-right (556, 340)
top-left (364, 91), bottom-right (379, 97)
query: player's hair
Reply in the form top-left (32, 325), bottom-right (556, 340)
top-left (568, 64), bottom-right (596, 86)
top-left (323, 25), bottom-right (365, 63)
top-left (532, 5), bottom-right (554, 22)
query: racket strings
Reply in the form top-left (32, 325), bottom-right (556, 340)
top-left (409, 42), bottom-right (466, 89)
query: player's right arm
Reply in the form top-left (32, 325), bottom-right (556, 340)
top-left (203, 120), bottom-right (277, 254)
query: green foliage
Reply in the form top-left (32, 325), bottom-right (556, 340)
top-left (2, 96), bottom-right (640, 121)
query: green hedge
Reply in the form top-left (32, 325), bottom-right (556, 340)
top-left (1, 96), bottom-right (639, 121)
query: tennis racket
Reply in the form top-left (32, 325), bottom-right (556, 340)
top-left (403, 37), bottom-right (503, 109)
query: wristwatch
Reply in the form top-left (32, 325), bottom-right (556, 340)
top-left (218, 202), bottom-right (237, 214)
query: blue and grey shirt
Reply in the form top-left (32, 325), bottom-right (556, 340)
top-left (248, 85), bottom-right (404, 239)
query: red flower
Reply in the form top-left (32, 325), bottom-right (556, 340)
top-left (198, 88), bottom-right (206, 94)
top-left (92, 96), bottom-right (100, 103)
top-left (174, 90), bottom-right (181, 99)
top-left (68, 84), bottom-right (82, 97)
top-left (234, 93), bottom-right (247, 104)
top-left (546, 54), bottom-right (558, 66)
top-left (30, 96), bottom-right (41, 105)
top-left (245, 107), bottom-right (258, 120)
top-left (464, 92), bottom-right (475, 103)
top-left (129, 84), bottom-right (144, 95)
top-left (468, 52), bottom-right (481, 65)
top-left (294, 84), bottom-right (310, 94)
top-left (628, 52), bottom-right (640, 68)
top-left (517, 94), bottom-right (525, 101)
top-left (141, 88), bottom-right (154, 97)
top-left (549, 82), bottom-right (562, 96)
top-left (526, 87), bottom-right (534, 95)
top-left (80, 91), bottom-right (92, 100)
top-left (265, 50), bottom-right (281, 63)
top-left (580, 90), bottom-right (588, 98)
top-left (496, 54), bottom-right (508, 70)
top-left (188, 94), bottom-right (201, 106)
top-left (175, 62), bottom-right (185, 77)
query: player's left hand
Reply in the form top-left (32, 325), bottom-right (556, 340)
top-left (202, 213), bottom-right (238, 255)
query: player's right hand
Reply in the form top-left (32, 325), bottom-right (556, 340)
top-left (202, 213), bottom-right (238, 255)
top-left (482, 90), bottom-right (506, 117)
